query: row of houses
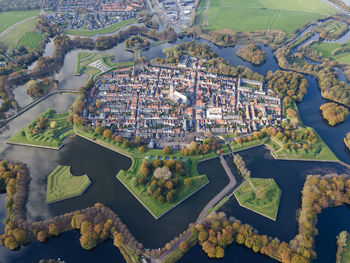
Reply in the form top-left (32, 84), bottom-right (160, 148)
top-left (84, 64), bottom-right (282, 142)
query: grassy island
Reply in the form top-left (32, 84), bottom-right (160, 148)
top-left (75, 52), bottom-right (134, 80)
top-left (64, 18), bottom-right (137, 36)
top-left (7, 109), bottom-right (74, 149)
top-left (234, 178), bottom-right (281, 220)
top-left (46, 165), bottom-right (91, 204)
top-left (74, 126), bottom-right (214, 219)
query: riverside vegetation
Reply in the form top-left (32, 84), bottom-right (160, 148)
top-left (192, 173), bottom-right (350, 262)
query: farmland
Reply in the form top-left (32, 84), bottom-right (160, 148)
top-left (0, 19), bottom-right (41, 49)
top-left (195, 0), bottom-right (337, 34)
top-left (0, 9), bottom-right (38, 34)
top-left (46, 165), bottom-right (91, 204)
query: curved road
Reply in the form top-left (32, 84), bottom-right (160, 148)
top-left (0, 16), bottom-right (37, 39)
top-left (156, 153), bottom-right (237, 263)
top-left (321, 0), bottom-right (350, 16)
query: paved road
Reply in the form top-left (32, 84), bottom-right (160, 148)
top-left (0, 16), bottom-right (37, 39)
top-left (321, 0), bottom-right (350, 16)
top-left (156, 153), bottom-right (237, 262)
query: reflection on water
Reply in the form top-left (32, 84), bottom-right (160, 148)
top-left (13, 84), bottom-right (33, 108)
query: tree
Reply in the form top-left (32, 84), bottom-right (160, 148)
top-left (179, 241), bottom-right (188, 252)
top-left (95, 125), bottom-right (103, 135)
top-left (255, 187), bottom-right (267, 200)
top-left (13, 228), bottom-right (28, 243)
top-left (198, 230), bottom-right (208, 242)
top-left (4, 236), bottom-right (19, 250)
top-left (215, 246), bottom-right (225, 258)
top-left (50, 121), bottom-right (57, 129)
top-left (48, 224), bottom-right (60, 236)
top-left (80, 231), bottom-right (99, 250)
top-left (37, 231), bottom-right (47, 242)
top-left (184, 178), bottom-right (192, 189)
top-left (103, 129), bottom-right (112, 139)
top-left (138, 145), bottom-right (147, 153)
top-left (115, 135), bottom-right (123, 143)
top-left (122, 139), bottom-right (130, 148)
top-left (163, 146), bottom-right (172, 155)
top-left (113, 233), bottom-right (124, 248)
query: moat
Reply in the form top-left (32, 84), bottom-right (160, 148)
top-left (1, 35), bottom-right (350, 262)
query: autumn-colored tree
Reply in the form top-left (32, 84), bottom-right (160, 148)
top-left (163, 146), bottom-right (172, 155)
top-left (103, 129), bottom-right (112, 139)
top-left (184, 178), bottom-right (192, 189)
top-left (37, 231), bottom-right (48, 242)
top-left (49, 224), bottom-right (60, 236)
top-left (179, 241), bottom-right (188, 252)
top-left (113, 233), bottom-right (124, 248)
top-left (4, 236), bottom-right (19, 250)
top-left (115, 135), bottom-right (123, 143)
top-left (13, 228), bottom-right (28, 244)
top-left (80, 231), bottom-right (99, 250)
top-left (94, 125), bottom-right (103, 135)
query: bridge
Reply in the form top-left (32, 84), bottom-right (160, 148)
top-left (156, 145), bottom-right (239, 262)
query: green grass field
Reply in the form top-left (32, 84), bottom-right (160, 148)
top-left (311, 40), bottom-right (350, 65)
top-left (0, 19), bottom-right (41, 49)
top-left (17, 31), bottom-right (42, 49)
top-left (46, 165), bottom-right (91, 204)
top-left (234, 178), bottom-right (281, 220)
top-left (341, 237), bottom-right (350, 263)
top-left (64, 18), bottom-right (137, 36)
top-left (8, 109), bottom-right (73, 149)
top-left (0, 9), bottom-right (38, 34)
top-left (195, 0), bottom-right (337, 34)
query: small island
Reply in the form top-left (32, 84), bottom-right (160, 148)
top-left (46, 165), bottom-right (91, 204)
top-left (237, 43), bottom-right (267, 66)
top-left (125, 35), bottom-right (150, 50)
top-left (234, 178), bottom-right (281, 220)
top-left (320, 102), bottom-right (349, 126)
top-left (344, 132), bottom-right (350, 150)
top-left (117, 154), bottom-right (209, 219)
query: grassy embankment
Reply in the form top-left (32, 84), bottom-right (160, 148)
top-left (341, 237), bottom-right (350, 263)
top-left (234, 178), bottom-right (281, 220)
top-left (75, 52), bottom-right (134, 81)
top-left (74, 126), bottom-right (212, 219)
top-left (7, 109), bottom-right (74, 149)
top-left (0, 10), bottom-right (41, 49)
top-left (195, 0), bottom-right (337, 35)
top-left (46, 165), bottom-right (91, 204)
top-left (64, 18), bottom-right (137, 36)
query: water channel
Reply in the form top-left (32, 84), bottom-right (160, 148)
top-left (1, 29), bottom-right (350, 262)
